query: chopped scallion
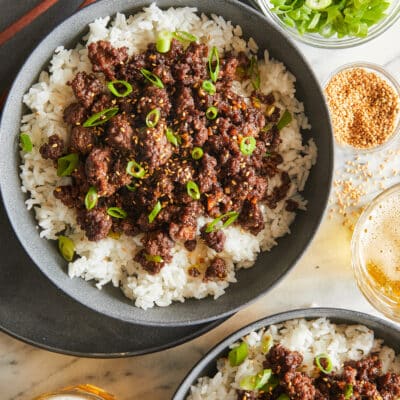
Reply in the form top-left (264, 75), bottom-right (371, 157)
top-left (58, 235), bottom-right (75, 262)
top-left (84, 186), bottom-right (98, 210)
top-left (126, 160), bottom-right (146, 178)
top-left (145, 254), bottom-right (164, 263)
top-left (107, 80), bottom-right (133, 97)
top-left (202, 80), bottom-right (216, 95)
top-left (208, 46), bottom-right (220, 83)
top-left (206, 106), bottom-right (218, 120)
top-left (107, 207), bottom-right (127, 219)
top-left (344, 384), bottom-right (353, 399)
top-left (228, 341), bottom-right (248, 367)
top-left (205, 211), bottom-right (239, 233)
top-left (191, 147), bottom-right (204, 160)
top-left (20, 133), bottom-right (33, 152)
top-left (240, 136), bottom-right (256, 156)
top-left (83, 107), bottom-right (119, 127)
top-left (148, 201), bottom-right (162, 223)
top-left (186, 181), bottom-right (201, 200)
top-left (57, 153), bottom-right (79, 177)
top-left (172, 30), bottom-right (198, 42)
top-left (165, 127), bottom-right (181, 146)
top-left (145, 108), bottom-right (161, 128)
top-left (140, 68), bottom-right (164, 88)
top-left (156, 31), bottom-right (172, 53)
top-left (277, 110), bottom-right (292, 130)
top-left (315, 353), bottom-right (333, 374)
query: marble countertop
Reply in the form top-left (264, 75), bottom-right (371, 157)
top-left (1, 9), bottom-right (399, 400)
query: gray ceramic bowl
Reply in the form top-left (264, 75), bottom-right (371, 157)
top-left (173, 308), bottom-right (400, 399)
top-left (0, 0), bottom-right (333, 327)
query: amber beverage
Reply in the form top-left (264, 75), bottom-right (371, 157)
top-left (352, 184), bottom-right (400, 322)
top-left (33, 384), bottom-right (116, 400)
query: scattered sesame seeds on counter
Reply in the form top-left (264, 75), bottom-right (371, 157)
top-left (329, 148), bottom-right (400, 230)
top-left (325, 65), bottom-right (399, 151)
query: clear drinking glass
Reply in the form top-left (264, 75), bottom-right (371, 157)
top-left (352, 183), bottom-right (400, 322)
top-left (33, 384), bottom-right (117, 400)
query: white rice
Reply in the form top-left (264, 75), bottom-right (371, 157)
top-left (19, 5), bottom-right (317, 309)
top-left (187, 318), bottom-right (400, 400)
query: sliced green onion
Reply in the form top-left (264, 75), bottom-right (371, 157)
top-left (239, 375), bottom-right (257, 391)
top-left (20, 133), bottom-right (33, 152)
top-left (140, 68), bottom-right (164, 88)
top-left (305, 0), bottom-right (332, 10)
top-left (156, 30), bottom-right (172, 53)
top-left (261, 374), bottom-right (280, 393)
top-left (57, 153), bottom-right (79, 177)
top-left (186, 181), bottom-right (201, 200)
top-left (277, 395), bottom-right (290, 400)
top-left (240, 136), bottom-right (256, 156)
top-left (315, 353), bottom-right (333, 374)
top-left (344, 384), bottom-right (353, 399)
top-left (261, 334), bottom-right (273, 354)
top-left (228, 341), bottom-right (248, 367)
top-left (148, 201), bottom-right (162, 223)
top-left (205, 211), bottom-right (239, 233)
top-left (125, 182), bottom-right (137, 192)
top-left (107, 207), bottom-right (127, 219)
top-left (191, 147), bottom-right (204, 160)
top-left (107, 80), bottom-right (133, 97)
top-left (58, 235), bottom-right (75, 262)
top-left (145, 108), bottom-right (160, 128)
top-left (172, 30), bottom-right (198, 42)
top-left (126, 160), bottom-right (146, 178)
top-left (239, 369), bottom-right (271, 390)
top-left (208, 46), bottom-right (220, 83)
top-left (83, 107), bottom-right (119, 127)
top-left (84, 186), bottom-right (98, 210)
top-left (145, 254), bottom-right (164, 263)
top-left (165, 127), bottom-right (181, 146)
top-left (277, 110), bottom-right (292, 130)
top-left (202, 80), bottom-right (216, 95)
top-left (206, 106), bottom-right (218, 120)
top-left (248, 55), bottom-right (261, 90)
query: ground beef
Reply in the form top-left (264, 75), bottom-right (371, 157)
top-left (46, 38), bottom-right (299, 275)
top-left (69, 71), bottom-right (103, 108)
top-left (236, 345), bottom-right (400, 400)
top-left (88, 40), bottom-right (128, 80)
top-left (63, 102), bottom-right (87, 125)
top-left (70, 126), bottom-right (97, 155)
top-left (39, 134), bottom-right (64, 160)
top-left (77, 207), bottom-right (112, 241)
top-left (105, 113), bottom-right (133, 153)
top-left (205, 257), bottom-right (227, 280)
top-left (134, 230), bottom-right (174, 274)
top-left (264, 344), bottom-right (303, 375)
top-left (200, 225), bottom-right (226, 253)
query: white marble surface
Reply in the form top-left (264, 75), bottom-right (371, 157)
top-left (1, 15), bottom-right (399, 400)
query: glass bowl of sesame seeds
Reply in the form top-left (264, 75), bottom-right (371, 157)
top-left (324, 62), bottom-right (400, 154)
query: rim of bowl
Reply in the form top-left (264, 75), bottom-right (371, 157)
top-left (172, 307), bottom-right (400, 399)
top-left (0, 0), bottom-right (333, 327)
top-left (251, 0), bottom-right (400, 49)
top-left (351, 183), bottom-right (400, 321)
top-left (323, 61), bottom-right (400, 154)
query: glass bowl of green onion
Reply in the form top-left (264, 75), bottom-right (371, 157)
top-left (250, 0), bottom-right (400, 48)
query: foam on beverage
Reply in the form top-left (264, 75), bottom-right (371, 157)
top-left (359, 193), bottom-right (400, 283)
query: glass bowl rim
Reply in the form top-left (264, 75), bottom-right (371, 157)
top-left (251, 0), bottom-right (400, 49)
top-left (323, 61), bottom-right (400, 154)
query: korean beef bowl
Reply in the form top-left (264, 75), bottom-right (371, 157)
top-left (0, 0), bottom-right (333, 326)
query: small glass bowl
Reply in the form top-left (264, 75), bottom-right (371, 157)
top-left (351, 183), bottom-right (400, 322)
top-left (324, 62), bottom-right (400, 154)
top-left (33, 384), bottom-right (117, 400)
top-left (250, 0), bottom-right (400, 49)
